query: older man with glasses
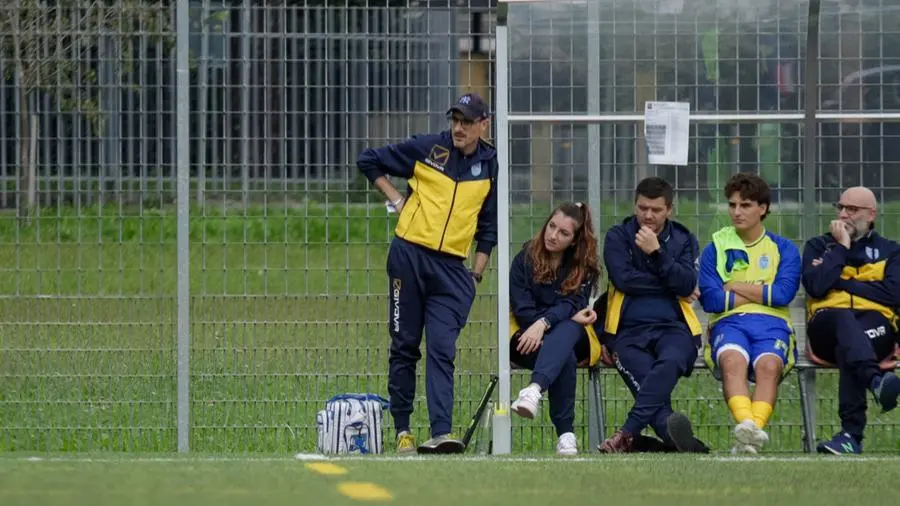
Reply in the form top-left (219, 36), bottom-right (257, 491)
top-left (801, 186), bottom-right (900, 455)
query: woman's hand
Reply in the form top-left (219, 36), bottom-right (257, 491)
top-left (516, 320), bottom-right (547, 355)
top-left (571, 308), bottom-right (597, 325)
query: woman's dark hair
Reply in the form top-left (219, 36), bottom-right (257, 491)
top-left (527, 202), bottom-right (601, 295)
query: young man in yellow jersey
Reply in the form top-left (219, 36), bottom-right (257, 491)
top-left (698, 173), bottom-right (802, 453)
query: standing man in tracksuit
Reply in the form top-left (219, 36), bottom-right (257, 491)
top-left (802, 186), bottom-right (900, 454)
top-left (356, 93), bottom-right (497, 455)
top-left (597, 177), bottom-right (708, 454)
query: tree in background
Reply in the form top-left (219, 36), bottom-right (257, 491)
top-left (0, 0), bottom-right (170, 221)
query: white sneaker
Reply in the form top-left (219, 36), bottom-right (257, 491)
top-left (556, 432), bottom-right (578, 456)
top-left (734, 419), bottom-right (769, 449)
top-left (731, 443), bottom-right (759, 455)
top-left (511, 384), bottom-right (542, 419)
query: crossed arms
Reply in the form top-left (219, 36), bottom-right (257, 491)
top-left (698, 240), bottom-right (802, 314)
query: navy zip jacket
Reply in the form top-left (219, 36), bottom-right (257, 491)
top-left (802, 229), bottom-right (900, 326)
top-left (509, 243), bottom-right (594, 331)
top-left (603, 216), bottom-right (700, 331)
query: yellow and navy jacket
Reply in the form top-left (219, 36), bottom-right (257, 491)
top-left (801, 230), bottom-right (900, 330)
top-left (356, 131), bottom-right (497, 259)
top-left (509, 243), bottom-right (602, 367)
top-left (599, 217), bottom-right (703, 345)
top-left (698, 228), bottom-right (801, 327)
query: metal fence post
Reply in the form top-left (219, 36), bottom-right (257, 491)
top-left (176, 0), bottom-right (192, 454)
top-left (802, 0), bottom-right (821, 241)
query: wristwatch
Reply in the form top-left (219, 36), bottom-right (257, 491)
top-left (471, 271), bottom-right (483, 284)
top-left (540, 317), bottom-right (552, 330)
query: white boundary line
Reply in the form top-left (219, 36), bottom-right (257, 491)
top-left (704, 455), bottom-right (900, 462)
top-left (3, 454), bottom-right (900, 464)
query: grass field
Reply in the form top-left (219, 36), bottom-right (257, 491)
top-left (1, 201), bottom-right (900, 454)
top-left (2, 453), bottom-right (899, 506)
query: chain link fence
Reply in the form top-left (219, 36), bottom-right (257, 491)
top-left (1, 0), bottom-right (899, 454)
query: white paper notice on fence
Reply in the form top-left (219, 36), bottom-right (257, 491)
top-left (638, 0), bottom-right (684, 14)
top-left (644, 101), bottom-right (690, 166)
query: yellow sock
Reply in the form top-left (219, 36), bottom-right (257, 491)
top-left (727, 395), bottom-right (753, 424)
top-left (751, 401), bottom-right (773, 429)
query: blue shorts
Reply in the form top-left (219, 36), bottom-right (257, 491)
top-left (708, 313), bottom-right (796, 376)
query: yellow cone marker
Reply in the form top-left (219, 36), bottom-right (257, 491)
top-left (304, 463), bottom-right (349, 476)
top-left (337, 482), bottom-right (394, 501)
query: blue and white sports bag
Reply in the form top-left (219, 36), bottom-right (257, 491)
top-left (316, 394), bottom-right (390, 455)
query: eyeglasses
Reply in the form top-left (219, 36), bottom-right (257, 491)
top-left (833, 203), bottom-right (873, 214)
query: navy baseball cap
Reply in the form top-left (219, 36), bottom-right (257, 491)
top-left (447, 92), bottom-right (491, 121)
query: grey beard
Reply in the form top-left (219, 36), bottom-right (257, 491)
top-left (849, 222), bottom-right (868, 242)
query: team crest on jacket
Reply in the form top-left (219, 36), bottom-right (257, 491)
top-left (758, 254), bottom-right (770, 269)
top-left (471, 162), bottom-right (482, 176)
top-left (428, 145), bottom-right (450, 167)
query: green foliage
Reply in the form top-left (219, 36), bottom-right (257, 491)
top-left (0, 203), bottom-right (402, 245)
top-left (4, 200), bottom-right (899, 247)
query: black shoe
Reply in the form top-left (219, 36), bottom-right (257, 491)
top-left (666, 412), bottom-right (709, 453)
top-left (632, 435), bottom-right (676, 453)
top-left (417, 434), bottom-right (465, 454)
top-left (872, 373), bottom-right (900, 413)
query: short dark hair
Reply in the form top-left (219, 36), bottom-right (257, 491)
top-left (724, 172), bottom-right (771, 220)
top-left (635, 176), bottom-right (674, 207)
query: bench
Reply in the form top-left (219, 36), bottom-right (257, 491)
top-left (584, 352), bottom-right (825, 452)
top-left (582, 298), bottom-right (900, 453)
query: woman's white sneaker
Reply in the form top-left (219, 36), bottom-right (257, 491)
top-left (556, 432), bottom-right (578, 456)
top-left (511, 384), bottom-right (542, 419)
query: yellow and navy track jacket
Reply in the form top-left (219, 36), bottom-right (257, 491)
top-left (698, 229), bottom-right (802, 328)
top-left (356, 131), bottom-right (497, 259)
top-left (600, 217), bottom-right (704, 345)
top-left (801, 230), bottom-right (900, 330)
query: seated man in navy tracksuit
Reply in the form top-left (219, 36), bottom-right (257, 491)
top-left (596, 177), bottom-right (708, 453)
top-left (802, 186), bottom-right (900, 454)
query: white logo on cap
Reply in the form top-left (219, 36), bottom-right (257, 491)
top-left (460, 96), bottom-right (471, 104)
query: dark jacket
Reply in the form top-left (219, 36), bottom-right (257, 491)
top-left (509, 243), bottom-right (594, 330)
top-left (599, 216), bottom-right (703, 341)
top-left (802, 229), bottom-right (900, 329)
top-left (508, 242), bottom-right (602, 367)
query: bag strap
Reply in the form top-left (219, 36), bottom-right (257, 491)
top-left (327, 393), bottom-right (389, 408)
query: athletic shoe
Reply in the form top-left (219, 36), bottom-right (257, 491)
top-left (417, 433), bottom-right (465, 454)
top-left (817, 432), bottom-right (863, 455)
top-left (556, 432), bottom-right (577, 456)
top-left (511, 384), bottom-right (542, 419)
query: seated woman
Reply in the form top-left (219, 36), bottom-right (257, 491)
top-left (509, 202), bottom-right (602, 456)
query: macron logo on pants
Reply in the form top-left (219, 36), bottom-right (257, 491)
top-left (392, 279), bottom-right (402, 333)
